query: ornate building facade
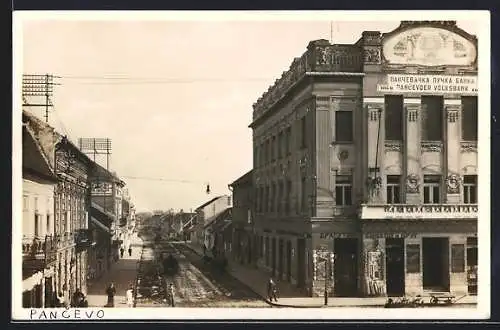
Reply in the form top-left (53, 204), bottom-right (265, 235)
top-left (249, 21), bottom-right (478, 297)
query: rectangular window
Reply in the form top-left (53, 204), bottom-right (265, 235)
top-left (270, 184), bottom-right (276, 213)
top-left (385, 95), bottom-right (403, 140)
top-left (265, 140), bottom-right (270, 164)
top-left (423, 175), bottom-right (441, 204)
top-left (285, 180), bottom-right (291, 215)
top-left (34, 197), bottom-right (39, 211)
top-left (260, 143), bottom-right (265, 166)
top-left (301, 117), bottom-right (307, 148)
top-left (386, 175), bottom-right (401, 204)
top-left (286, 127), bottom-right (292, 154)
top-left (34, 214), bottom-right (40, 237)
top-left (335, 111), bottom-right (353, 142)
top-left (463, 175), bottom-right (478, 204)
top-left (277, 181), bottom-right (283, 215)
top-left (278, 132), bottom-right (283, 158)
top-left (462, 96), bottom-right (478, 141)
top-left (406, 244), bottom-right (421, 273)
top-left (23, 196), bottom-right (29, 211)
top-left (46, 214), bottom-right (51, 236)
top-left (301, 176), bottom-right (307, 211)
top-left (421, 96), bottom-right (444, 141)
top-left (271, 136), bottom-right (276, 161)
top-left (335, 175), bottom-right (353, 206)
top-left (451, 244), bottom-right (465, 273)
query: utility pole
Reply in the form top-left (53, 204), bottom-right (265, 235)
top-left (22, 74), bottom-right (60, 123)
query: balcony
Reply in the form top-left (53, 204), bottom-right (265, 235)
top-left (74, 229), bottom-right (95, 251)
top-left (359, 204), bottom-right (478, 220)
top-left (22, 235), bottom-right (58, 273)
top-left (53, 232), bottom-right (75, 250)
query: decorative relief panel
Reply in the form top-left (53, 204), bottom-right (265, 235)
top-left (367, 105), bottom-right (381, 121)
top-left (385, 141), bottom-right (402, 152)
top-left (461, 141), bottom-right (478, 153)
top-left (382, 26), bottom-right (477, 66)
top-left (421, 141), bottom-right (443, 153)
top-left (446, 174), bottom-right (462, 194)
top-left (405, 174), bottom-right (420, 194)
top-left (363, 47), bottom-right (382, 64)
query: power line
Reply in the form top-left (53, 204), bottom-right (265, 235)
top-left (57, 75), bottom-right (271, 85)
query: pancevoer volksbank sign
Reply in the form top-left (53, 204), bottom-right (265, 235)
top-left (377, 74), bottom-right (478, 95)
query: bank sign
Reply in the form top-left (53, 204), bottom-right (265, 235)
top-left (360, 204), bottom-right (478, 220)
top-left (377, 74), bottom-right (478, 95)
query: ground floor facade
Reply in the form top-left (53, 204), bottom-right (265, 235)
top-left (22, 265), bottom-right (57, 308)
top-left (241, 215), bottom-right (477, 298)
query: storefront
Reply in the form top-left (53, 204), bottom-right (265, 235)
top-left (360, 205), bottom-right (478, 297)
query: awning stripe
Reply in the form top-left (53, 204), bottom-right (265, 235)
top-left (91, 216), bottom-right (111, 233)
top-left (23, 271), bottom-right (43, 292)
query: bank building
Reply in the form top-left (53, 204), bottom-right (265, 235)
top-left (248, 20), bottom-right (478, 298)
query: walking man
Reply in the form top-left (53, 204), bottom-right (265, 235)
top-left (128, 246), bottom-right (133, 257)
top-left (106, 282), bottom-right (116, 307)
top-left (168, 283), bottom-right (175, 307)
top-left (120, 247), bottom-right (125, 258)
top-left (267, 277), bottom-right (278, 302)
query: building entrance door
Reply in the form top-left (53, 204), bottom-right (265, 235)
top-left (334, 238), bottom-right (358, 297)
top-left (297, 238), bottom-right (306, 288)
top-left (278, 239), bottom-right (284, 278)
top-left (385, 238), bottom-right (405, 296)
top-left (467, 237), bottom-right (478, 295)
top-left (423, 237), bottom-right (450, 292)
top-left (286, 240), bottom-right (292, 282)
top-left (271, 237), bottom-right (276, 276)
top-left (44, 277), bottom-right (54, 307)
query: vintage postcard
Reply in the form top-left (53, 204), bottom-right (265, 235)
top-left (12, 10), bottom-right (491, 321)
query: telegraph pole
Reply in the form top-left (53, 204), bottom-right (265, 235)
top-left (22, 74), bottom-right (60, 123)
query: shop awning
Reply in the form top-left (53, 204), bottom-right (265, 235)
top-left (23, 271), bottom-right (43, 292)
top-left (91, 216), bottom-right (111, 234)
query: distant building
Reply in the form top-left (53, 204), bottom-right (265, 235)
top-left (249, 21), bottom-right (478, 297)
top-left (229, 170), bottom-right (254, 265)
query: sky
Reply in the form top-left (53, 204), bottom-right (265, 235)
top-left (17, 12), bottom-right (479, 212)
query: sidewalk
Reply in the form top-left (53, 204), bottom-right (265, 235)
top-left (184, 243), bottom-right (477, 308)
top-left (87, 234), bottom-right (143, 308)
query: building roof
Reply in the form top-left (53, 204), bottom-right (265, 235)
top-left (22, 124), bottom-right (58, 182)
top-left (205, 207), bottom-right (232, 230)
top-left (229, 170), bottom-right (253, 188)
top-left (194, 195), bottom-right (226, 211)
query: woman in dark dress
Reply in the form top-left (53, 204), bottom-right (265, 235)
top-left (106, 283), bottom-right (116, 307)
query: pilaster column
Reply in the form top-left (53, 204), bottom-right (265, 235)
top-left (445, 101), bottom-right (462, 203)
top-left (404, 100), bottom-right (422, 204)
top-left (366, 102), bottom-right (384, 203)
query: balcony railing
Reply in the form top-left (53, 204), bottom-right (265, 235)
top-left (55, 232), bottom-right (75, 249)
top-left (74, 229), bottom-right (94, 250)
top-left (22, 235), bottom-right (57, 267)
top-left (359, 204), bottom-right (478, 220)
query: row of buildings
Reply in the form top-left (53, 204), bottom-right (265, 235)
top-left (185, 20), bottom-right (479, 298)
top-left (21, 110), bottom-right (136, 307)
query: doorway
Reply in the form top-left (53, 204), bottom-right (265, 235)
top-left (423, 237), bottom-right (450, 291)
top-left (334, 238), bottom-right (359, 297)
top-left (271, 237), bottom-right (276, 276)
top-left (278, 239), bottom-right (284, 278)
top-left (297, 238), bottom-right (306, 288)
top-left (385, 238), bottom-right (405, 296)
top-left (467, 237), bottom-right (478, 295)
top-left (286, 240), bottom-right (292, 282)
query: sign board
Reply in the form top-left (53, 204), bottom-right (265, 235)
top-left (360, 204), bottom-right (478, 220)
top-left (382, 27), bottom-right (476, 67)
top-left (377, 74), bottom-right (478, 95)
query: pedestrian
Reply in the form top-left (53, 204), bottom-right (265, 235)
top-left (168, 283), bottom-right (175, 307)
top-left (106, 283), bottom-right (116, 307)
top-left (126, 285), bottom-right (135, 308)
top-left (71, 288), bottom-right (85, 307)
top-left (56, 291), bottom-right (65, 308)
top-left (120, 247), bottom-right (125, 258)
top-left (128, 246), bottom-right (132, 257)
top-left (267, 277), bottom-right (278, 302)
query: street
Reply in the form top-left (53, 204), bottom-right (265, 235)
top-left (130, 225), bottom-right (269, 308)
